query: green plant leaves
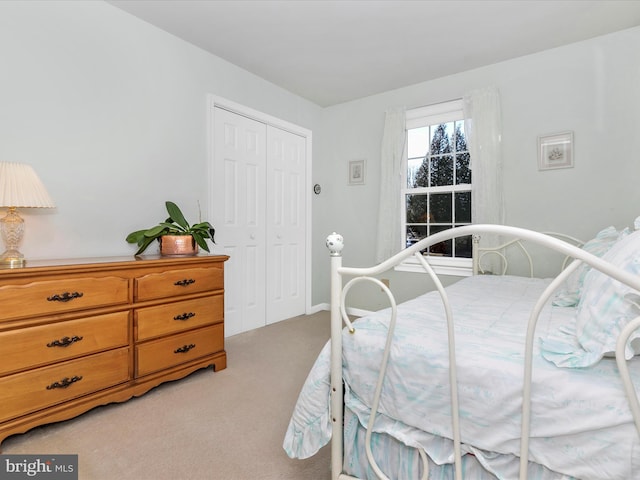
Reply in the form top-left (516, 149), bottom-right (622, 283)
top-left (125, 201), bottom-right (215, 255)
top-left (125, 230), bottom-right (146, 244)
top-left (144, 224), bottom-right (171, 237)
top-left (134, 236), bottom-right (158, 256)
top-left (165, 201), bottom-right (189, 230)
top-left (191, 231), bottom-right (211, 252)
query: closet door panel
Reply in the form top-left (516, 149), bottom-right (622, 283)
top-left (213, 108), bottom-right (267, 336)
top-left (266, 126), bottom-right (306, 324)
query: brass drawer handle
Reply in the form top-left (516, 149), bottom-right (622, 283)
top-left (173, 312), bottom-right (195, 321)
top-left (47, 292), bottom-right (84, 302)
top-left (46, 375), bottom-right (83, 390)
top-left (47, 335), bottom-right (84, 348)
top-left (174, 344), bottom-right (196, 354)
top-left (174, 279), bottom-right (195, 287)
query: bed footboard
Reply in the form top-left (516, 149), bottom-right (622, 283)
top-left (326, 224), bottom-right (640, 480)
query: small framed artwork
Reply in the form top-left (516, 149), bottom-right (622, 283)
top-left (538, 131), bottom-right (574, 170)
top-left (348, 159), bottom-right (366, 185)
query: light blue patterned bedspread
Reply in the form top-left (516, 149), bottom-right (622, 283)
top-left (283, 275), bottom-right (640, 480)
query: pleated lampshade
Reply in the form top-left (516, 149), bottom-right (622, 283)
top-left (0, 162), bottom-right (55, 208)
top-left (0, 162), bottom-right (55, 267)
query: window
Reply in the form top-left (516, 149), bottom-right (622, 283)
top-left (400, 100), bottom-right (473, 275)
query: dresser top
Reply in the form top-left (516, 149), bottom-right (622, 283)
top-left (0, 254), bottom-right (229, 277)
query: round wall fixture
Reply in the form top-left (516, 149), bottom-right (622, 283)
top-left (313, 184), bottom-right (321, 195)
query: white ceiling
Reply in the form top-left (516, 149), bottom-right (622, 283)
top-left (107, 0), bottom-right (640, 107)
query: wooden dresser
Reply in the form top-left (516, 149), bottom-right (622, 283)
top-left (0, 254), bottom-right (228, 449)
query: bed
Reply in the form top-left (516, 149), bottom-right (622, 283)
top-left (283, 223), bottom-right (640, 480)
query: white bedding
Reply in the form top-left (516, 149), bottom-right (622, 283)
top-left (284, 275), bottom-right (640, 480)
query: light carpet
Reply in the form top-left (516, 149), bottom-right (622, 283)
top-left (1, 312), bottom-right (332, 480)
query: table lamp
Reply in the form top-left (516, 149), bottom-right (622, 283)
top-left (0, 162), bottom-right (55, 268)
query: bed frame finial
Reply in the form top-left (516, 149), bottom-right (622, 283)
top-left (326, 232), bottom-right (344, 257)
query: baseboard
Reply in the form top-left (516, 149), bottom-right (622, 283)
top-left (307, 303), bottom-right (372, 318)
top-left (307, 303), bottom-right (329, 314)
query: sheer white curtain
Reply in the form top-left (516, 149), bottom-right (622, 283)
top-left (375, 107), bottom-right (406, 263)
top-left (464, 87), bottom-right (504, 271)
top-left (375, 90), bottom-right (502, 264)
top-left (463, 86), bottom-right (503, 227)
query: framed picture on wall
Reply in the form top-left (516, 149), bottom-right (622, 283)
top-left (348, 159), bottom-right (366, 185)
top-left (538, 131), bottom-right (574, 170)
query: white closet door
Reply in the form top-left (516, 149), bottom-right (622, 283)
top-left (212, 107), bottom-right (267, 336)
top-left (266, 126), bottom-right (306, 323)
top-left (265, 126), bottom-right (306, 324)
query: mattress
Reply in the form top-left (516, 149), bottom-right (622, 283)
top-left (284, 275), bottom-right (640, 480)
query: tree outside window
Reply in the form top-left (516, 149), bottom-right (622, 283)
top-left (404, 102), bottom-right (472, 262)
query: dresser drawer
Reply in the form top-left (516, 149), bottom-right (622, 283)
top-left (0, 276), bottom-right (129, 322)
top-left (134, 266), bottom-right (223, 302)
top-left (0, 348), bottom-right (130, 423)
top-left (135, 295), bottom-right (223, 341)
top-left (136, 324), bottom-right (224, 377)
top-left (0, 311), bottom-right (129, 376)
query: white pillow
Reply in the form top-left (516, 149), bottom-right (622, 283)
top-left (552, 226), bottom-right (627, 307)
top-left (574, 229), bottom-right (640, 362)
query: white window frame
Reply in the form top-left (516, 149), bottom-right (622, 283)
top-left (396, 99), bottom-right (473, 277)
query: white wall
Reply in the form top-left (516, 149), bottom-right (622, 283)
top-left (313, 27), bottom-right (640, 309)
top-left (0, 1), bottom-right (321, 260)
top-left (1, 2), bottom-right (639, 311)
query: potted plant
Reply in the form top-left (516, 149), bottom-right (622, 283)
top-left (126, 201), bottom-right (215, 256)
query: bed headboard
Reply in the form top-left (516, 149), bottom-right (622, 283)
top-left (472, 232), bottom-right (584, 277)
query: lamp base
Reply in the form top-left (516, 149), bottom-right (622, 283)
top-left (0, 258), bottom-right (25, 268)
top-left (0, 249), bottom-right (26, 268)
top-left (1, 208), bottom-right (26, 268)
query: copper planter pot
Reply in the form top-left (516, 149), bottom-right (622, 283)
top-left (159, 235), bottom-right (199, 256)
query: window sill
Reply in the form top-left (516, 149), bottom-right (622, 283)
top-left (395, 256), bottom-right (473, 277)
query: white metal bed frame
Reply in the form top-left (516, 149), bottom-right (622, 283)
top-left (326, 224), bottom-right (640, 480)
